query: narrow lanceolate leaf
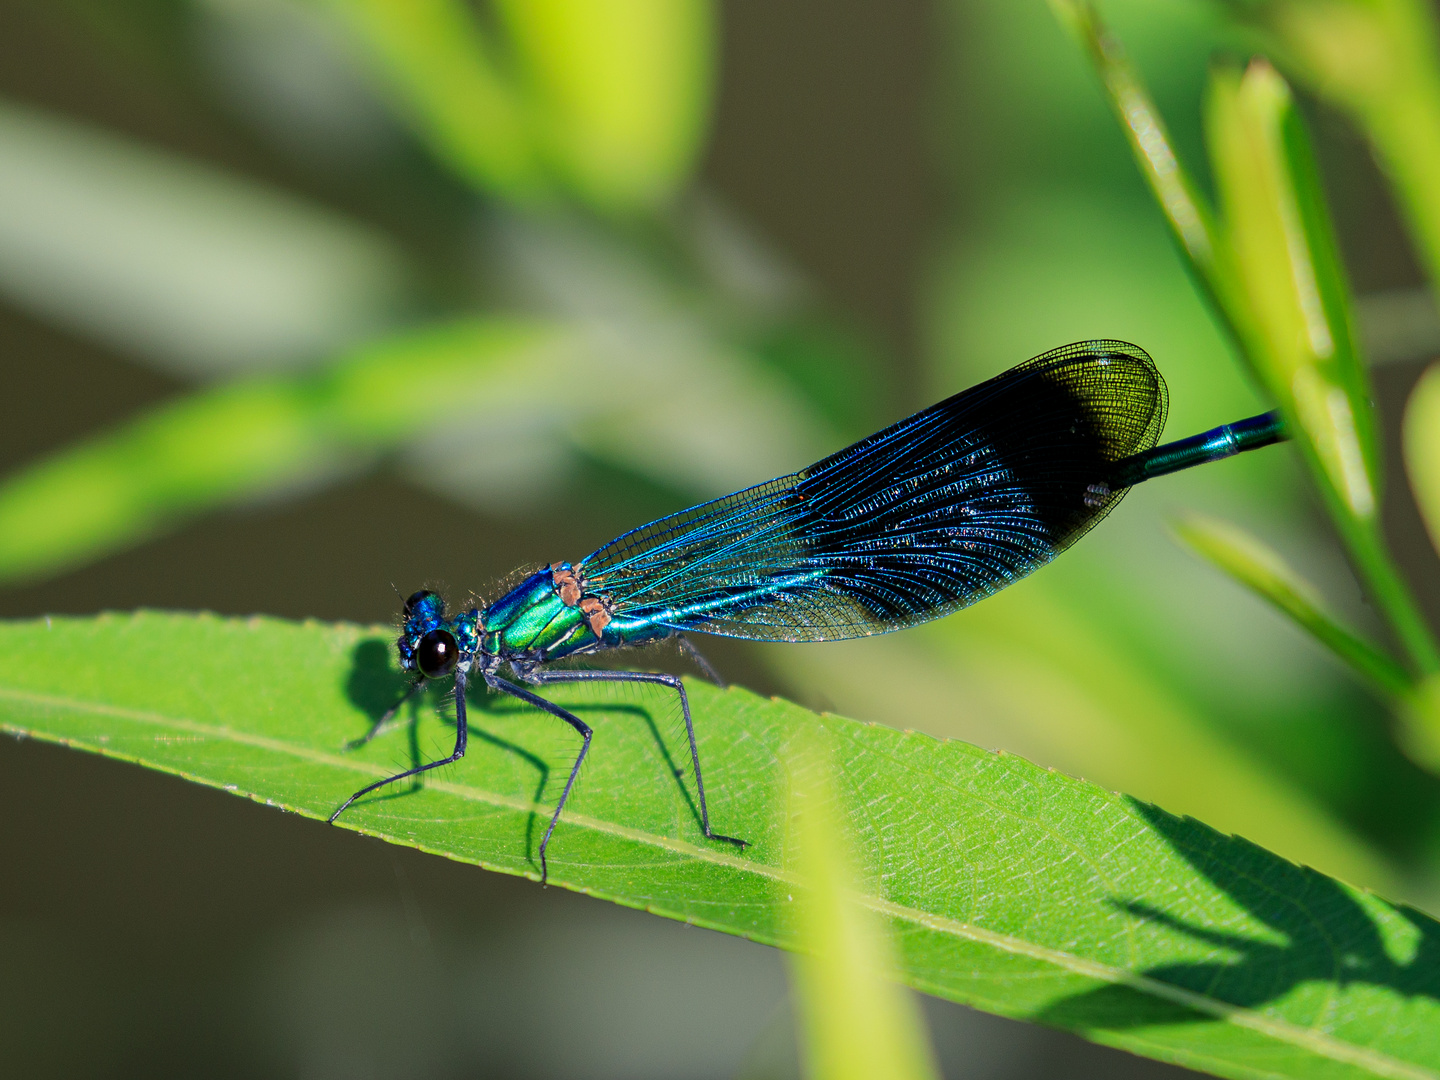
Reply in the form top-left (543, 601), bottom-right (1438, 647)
top-left (1172, 512), bottom-right (1440, 829)
top-left (0, 318), bottom-right (565, 583)
top-left (785, 732), bottom-right (939, 1080)
top-left (1171, 512), bottom-right (1412, 698)
top-left (1406, 361), bottom-right (1440, 560)
top-left (1207, 61), bottom-right (1378, 515)
top-left (1047, 0), bottom-right (1238, 332)
top-left (325, 0), bottom-right (548, 202)
top-left (2, 612), bottom-right (1439, 1080)
top-left (1213, 0), bottom-right (1440, 322)
top-left (492, 0), bottom-right (715, 210)
top-left (1057, 1), bottom-right (1439, 676)
top-left (1205, 59), bottom-right (1440, 677)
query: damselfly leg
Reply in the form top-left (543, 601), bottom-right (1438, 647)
top-left (330, 670), bottom-right (470, 822)
top-left (527, 668), bottom-right (747, 849)
top-left (484, 673), bottom-right (592, 884)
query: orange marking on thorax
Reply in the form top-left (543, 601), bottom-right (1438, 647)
top-left (550, 562), bottom-right (583, 607)
top-left (579, 596), bottom-right (612, 637)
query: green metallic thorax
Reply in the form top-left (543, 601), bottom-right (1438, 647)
top-left (482, 568), bottom-right (600, 657)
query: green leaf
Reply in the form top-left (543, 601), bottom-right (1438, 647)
top-left (1046, 0), bottom-right (1239, 334)
top-left (1171, 511), bottom-right (1413, 699)
top-left (493, 0), bottom-right (714, 210)
top-left (1212, 0), bottom-right (1440, 321)
top-left (784, 731), bottom-right (939, 1080)
top-left (1205, 57), bottom-right (1440, 677)
top-left (1401, 364), bottom-right (1440, 768)
top-left (1206, 61), bottom-right (1376, 510)
top-left (326, 0), bottom-right (714, 210)
top-left (766, 579), bottom-right (1398, 898)
top-left (0, 318), bottom-right (564, 583)
top-left (323, 0), bottom-right (548, 202)
top-left (4, 611), bottom-right (1440, 1079)
top-left (1406, 360), bottom-right (1440, 561)
top-left (1056, 0), bottom-right (1440, 679)
top-left (0, 310), bottom-right (836, 584)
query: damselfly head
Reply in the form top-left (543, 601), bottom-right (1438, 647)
top-left (395, 590), bottom-right (481, 678)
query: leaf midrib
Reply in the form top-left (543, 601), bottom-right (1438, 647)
top-left (0, 683), bottom-right (1431, 1080)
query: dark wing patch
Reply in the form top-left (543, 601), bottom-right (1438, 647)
top-left (579, 340), bottom-right (1167, 642)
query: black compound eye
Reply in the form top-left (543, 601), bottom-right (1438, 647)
top-left (415, 628), bottom-right (459, 678)
top-left (404, 590), bottom-right (438, 617)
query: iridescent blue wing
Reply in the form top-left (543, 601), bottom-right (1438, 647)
top-left (578, 340), bottom-right (1167, 642)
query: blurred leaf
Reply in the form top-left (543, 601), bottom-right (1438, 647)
top-left (1407, 676), bottom-right (1440, 776)
top-left (1406, 361), bottom-right (1440, 560)
top-left (1205, 58), bottom-right (1440, 676)
top-left (493, 0), bottom-right (713, 210)
top-left (323, 0), bottom-right (547, 201)
top-left (0, 96), bottom-right (412, 377)
top-left (1402, 364), bottom-right (1440, 769)
top-left (1056, 2), bottom-right (1440, 677)
top-left (784, 733), bottom-right (938, 1080)
top-left (1211, 0), bottom-right (1440, 312)
top-left (1207, 61), bottom-right (1374, 510)
top-left (327, 0), bottom-right (714, 210)
top-left (1172, 511), bottom-right (1412, 697)
top-left (0, 319), bottom-right (562, 583)
top-left (1047, 0), bottom-right (1239, 334)
top-left (0, 310), bottom-right (837, 584)
top-left (5, 611), bottom-right (1440, 1079)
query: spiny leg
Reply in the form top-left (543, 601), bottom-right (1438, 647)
top-left (347, 675), bottom-right (426, 750)
top-left (676, 634), bottom-right (726, 689)
top-left (529, 668), bottom-right (746, 848)
top-left (487, 674), bottom-right (592, 885)
top-left (330, 670), bottom-right (468, 823)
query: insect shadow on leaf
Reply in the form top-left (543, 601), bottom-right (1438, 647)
top-left (1035, 801), bottom-right (1440, 1033)
top-left (343, 638), bottom-right (703, 869)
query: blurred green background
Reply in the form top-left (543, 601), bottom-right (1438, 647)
top-left (3, 0), bottom-right (1439, 1076)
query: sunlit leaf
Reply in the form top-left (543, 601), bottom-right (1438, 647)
top-left (1211, 0), bottom-right (1440, 313)
top-left (766, 577), bottom-right (1397, 898)
top-left (1405, 360), bottom-right (1440, 560)
top-left (1205, 57), bottom-right (1440, 675)
top-left (0, 313), bottom-right (836, 584)
top-left (323, 0), bottom-right (547, 201)
top-left (1207, 61), bottom-right (1374, 512)
top-left (1171, 511), bottom-right (1412, 697)
top-left (326, 0), bottom-right (714, 209)
top-left (493, 0), bottom-right (714, 210)
top-left (3, 611), bottom-right (1440, 1079)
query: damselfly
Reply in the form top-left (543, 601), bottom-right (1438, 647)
top-left (331, 340), bottom-right (1286, 881)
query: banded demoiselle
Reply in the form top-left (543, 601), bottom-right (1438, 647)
top-left (331, 340), bottom-right (1286, 881)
